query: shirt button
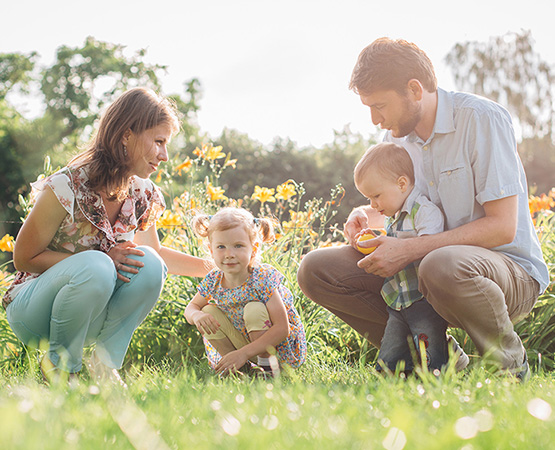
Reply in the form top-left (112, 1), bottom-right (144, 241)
top-left (501, 189), bottom-right (505, 195)
top-left (423, 145), bottom-right (429, 151)
top-left (447, 170), bottom-right (452, 175)
top-left (429, 181), bottom-right (434, 186)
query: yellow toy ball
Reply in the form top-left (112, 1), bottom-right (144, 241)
top-left (356, 230), bottom-right (385, 255)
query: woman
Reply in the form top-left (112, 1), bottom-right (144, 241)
top-left (3, 87), bottom-right (210, 384)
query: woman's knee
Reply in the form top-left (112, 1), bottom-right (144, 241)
top-left (69, 251), bottom-right (117, 294)
top-left (130, 246), bottom-right (168, 286)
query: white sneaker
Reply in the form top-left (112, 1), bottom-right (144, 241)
top-left (447, 335), bottom-right (470, 371)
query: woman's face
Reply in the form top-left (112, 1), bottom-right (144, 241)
top-left (125, 122), bottom-right (173, 179)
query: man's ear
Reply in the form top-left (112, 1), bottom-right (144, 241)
top-left (407, 79), bottom-right (424, 101)
top-left (398, 175), bottom-right (410, 193)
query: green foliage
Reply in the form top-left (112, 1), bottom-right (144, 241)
top-left (0, 51), bottom-right (37, 99)
top-left (41, 36), bottom-right (164, 136)
top-left (0, 361), bottom-right (555, 449)
top-left (445, 29), bottom-right (554, 140)
top-left (214, 126), bottom-right (375, 225)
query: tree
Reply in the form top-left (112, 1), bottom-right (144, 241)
top-left (41, 36), bottom-right (165, 137)
top-left (445, 30), bottom-right (555, 192)
top-left (445, 30), bottom-right (554, 140)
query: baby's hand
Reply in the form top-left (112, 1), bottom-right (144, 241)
top-left (192, 311), bottom-right (220, 336)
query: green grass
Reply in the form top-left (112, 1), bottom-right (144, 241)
top-left (1, 355), bottom-right (554, 450)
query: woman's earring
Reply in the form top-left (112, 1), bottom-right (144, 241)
top-left (123, 145), bottom-right (128, 157)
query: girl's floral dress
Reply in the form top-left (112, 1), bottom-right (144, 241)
top-left (2, 165), bottom-right (165, 309)
top-left (198, 264), bottom-right (307, 369)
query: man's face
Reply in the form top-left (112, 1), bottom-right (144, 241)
top-left (359, 89), bottom-right (422, 138)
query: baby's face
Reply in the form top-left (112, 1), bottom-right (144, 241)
top-left (356, 167), bottom-right (411, 217)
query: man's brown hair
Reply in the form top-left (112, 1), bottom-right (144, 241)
top-left (349, 37), bottom-right (437, 95)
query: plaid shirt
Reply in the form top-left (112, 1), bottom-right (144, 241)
top-left (381, 188), bottom-right (444, 310)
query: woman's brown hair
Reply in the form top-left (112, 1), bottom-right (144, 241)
top-left (70, 87), bottom-right (180, 200)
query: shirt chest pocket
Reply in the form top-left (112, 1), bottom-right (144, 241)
top-left (438, 164), bottom-right (466, 183)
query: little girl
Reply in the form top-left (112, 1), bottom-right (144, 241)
top-left (184, 207), bottom-right (307, 376)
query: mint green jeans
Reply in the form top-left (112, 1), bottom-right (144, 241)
top-left (6, 247), bottom-right (167, 373)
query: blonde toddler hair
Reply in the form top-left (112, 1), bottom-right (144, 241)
top-left (192, 207), bottom-right (275, 271)
top-left (354, 142), bottom-right (415, 188)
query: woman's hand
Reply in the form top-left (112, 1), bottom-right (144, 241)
top-left (191, 311), bottom-right (221, 336)
top-left (215, 349), bottom-right (249, 375)
top-left (107, 241), bottom-right (145, 282)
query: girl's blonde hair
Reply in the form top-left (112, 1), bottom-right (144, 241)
top-left (192, 207), bottom-right (275, 270)
top-left (70, 87), bottom-right (180, 201)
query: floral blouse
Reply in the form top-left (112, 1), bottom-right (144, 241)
top-left (2, 165), bottom-right (165, 308)
top-left (198, 264), bottom-right (307, 369)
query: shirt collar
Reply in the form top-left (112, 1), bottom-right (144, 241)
top-left (407, 88), bottom-right (455, 144)
top-left (390, 186), bottom-right (421, 225)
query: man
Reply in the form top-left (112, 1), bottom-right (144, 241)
top-left (297, 37), bottom-right (548, 378)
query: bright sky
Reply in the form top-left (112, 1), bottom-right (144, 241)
top-left (2, 0), bottom-right (554, 147)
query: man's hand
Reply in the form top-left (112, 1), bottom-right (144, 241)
top-left (357, 236), bottom-right (415, 277)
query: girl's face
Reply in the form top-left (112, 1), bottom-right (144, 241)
top-left (125, 122), bottom-right (173, 179)
top-left (209, 225), bottom-right (255, 282)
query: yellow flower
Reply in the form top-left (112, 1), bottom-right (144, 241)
top-left (225, 159), bottom-right (237, 169)
top-left (276, 180), bottom-right (296, 201)
top-left (156, 210), bottom-right (181, 229)
top-left (0, 234), bottom-right (15, 252)
top-left (155, 170), bottom-right (163, 183)
top-left (194, 143), bottom-right (226, 161)
top-left (0, 269), bottom-right (10, 288)
top-left (175, 158), bottom-right (193, 175)
top-left (281, 210), bottom-right (313, 233)
top-left (529, 193), bottom-right (555, 216)
top-left (251, 186), bottom-right (276, 204)
top-left (205, 144), bottom-right (225, 161)
top-left (207, 183), bottom-right (227, 201)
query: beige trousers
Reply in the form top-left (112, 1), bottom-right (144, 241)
top-left (202, 302), bottom-right (271, 362)
top-left (297, 244), bottom-right (540, 370)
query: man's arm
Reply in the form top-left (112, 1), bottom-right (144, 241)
top-left (358, 195), bottom-right (518, 277)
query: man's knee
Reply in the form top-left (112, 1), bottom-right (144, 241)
top-left (419, 247), bottom-right (461, 293)
top-left (297, 249), bottom-right (321, 295)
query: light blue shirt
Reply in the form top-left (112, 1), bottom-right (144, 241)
top-left (385, 88), bottom-right (549, 292)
